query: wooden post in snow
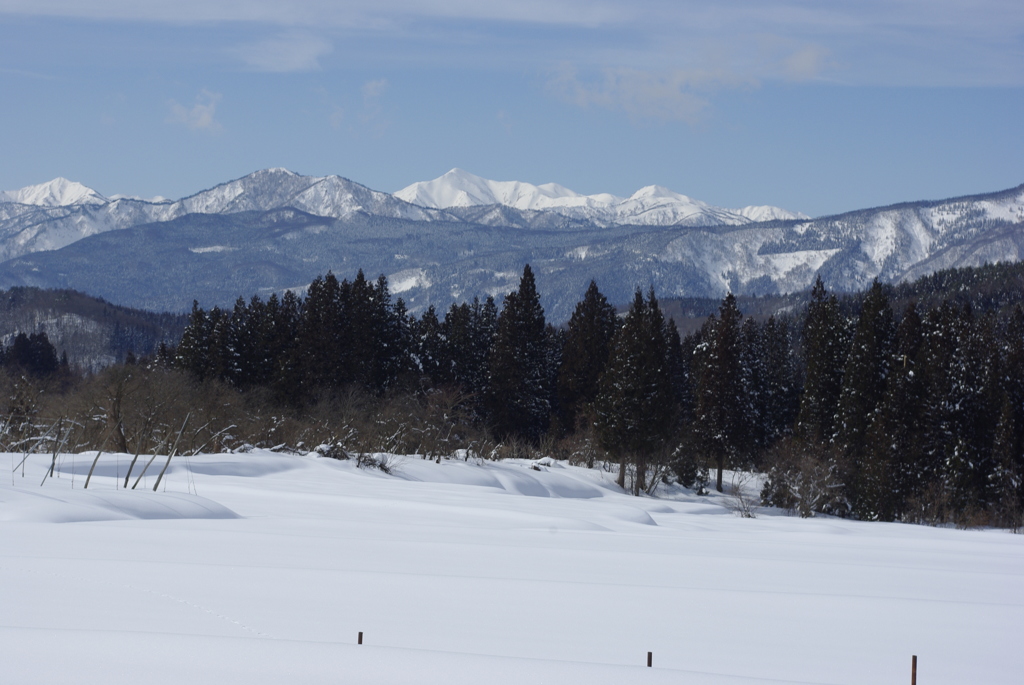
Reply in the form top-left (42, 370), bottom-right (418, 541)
top-left (152, 413), bottom-right (190, 492)
top-left (83, 448), bottom-right (104, 489)
top-left (358, 632), bottom-right (363, 645)
top-left (41, 418), bottom-right (65, 487)
top-left (84, 426), bottom-right (115, 490)
top-left (647, 651), bottom-right (652, 667)
top-left (912, 655), bottom-right (917, 685)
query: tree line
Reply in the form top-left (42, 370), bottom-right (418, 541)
top-left (4, 262), bottom-right (1023, 528)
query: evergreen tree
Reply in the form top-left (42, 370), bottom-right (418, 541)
top-left (206, 306), bottom-right (231, 383)
top-left (556, 280), bottom-right (618, 431)
top-left (390, 297), bottom-right (419, 387)
top-left (915, 301), bottom-right (967, 506)
top-left (760, 316), bottom-right (799, 446)
top-left (594, 289), bottom-right (675, 494)
top-left (225, 296), bottom-right (264, 388)
top-left (739, 317), bottom-right (768, 456)
top-left (992, 393), bottom-right (1024, 528)
top-left (366, 274), bottom-right (410, 391)
top-left (443, 296), bottom-right (498, 418)
top-left (486, 265), bottom-right (551, 442)
top-left (341, 270), bottom-right (377, 388)
top-left (663, 317), bottom-right (691, 427)
top-left (861, 303), bottom-right (924, 520)
top-left (991, 306), bottom-right (1024, 528)
top-left (4, 331), bottom-right (59, 378)
top-left (176, 301), bottom-right (213, 380)
top-left (834, 281), bottom-right (896, 516)
top-left (294, 272), bottom-right (345, 391)
top-left (417, 305), bottom-right (448, 386)
top-left (692, 293), bottom-right (744, 492)
top-left (270, 290), bottom-right (303, 402)
top-left (939, 308), bottom-right (999, 516)
top-left (796, 277), bottom-right (849, 443)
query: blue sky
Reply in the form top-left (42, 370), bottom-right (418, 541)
top-left (0, 0), bottom-right (1021, 216)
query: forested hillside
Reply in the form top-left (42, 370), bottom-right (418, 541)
top-left (0, 287), bottom-right (187, 370)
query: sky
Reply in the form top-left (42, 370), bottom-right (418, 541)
top-left (0, 0), bottom-right (1022, 217)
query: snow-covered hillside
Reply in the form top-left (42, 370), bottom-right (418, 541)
top-left (396, 168), bottom-right (808, 226)
top-left (2, 449), bottom-right (1021, 685)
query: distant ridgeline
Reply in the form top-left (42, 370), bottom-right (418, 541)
top-left (659, 260), bottom-right (1024, 335)
top-left (0, 287), bottom-right (188, 370)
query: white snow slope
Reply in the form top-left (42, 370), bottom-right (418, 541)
top-left (396, 168), bottom-right (809, 226)
top-left (2, 449), bottom-right (1021, 685)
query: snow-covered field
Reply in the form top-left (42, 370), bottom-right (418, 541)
top-left (2, 450), bottom-right (1021, 684)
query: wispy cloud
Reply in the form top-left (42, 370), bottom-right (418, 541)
top-left (362, 79), bottom-right (388, 103)
top-left (781, 45), bottom-right (833, 81)
top-left (167, 90), bottom-right (222, 132)
top-left (329, 105), bottom-right (345, 129)
top-left (229, 32), bottom-right (332, 73)
top-left (360, 78), bottom-right (389, 132)
top-left (548, 64), bottom-right (752, 123)
top-left (2, 1), bottom-right (1022, 87)
top-left (0, 0), bottom-right (622, 28)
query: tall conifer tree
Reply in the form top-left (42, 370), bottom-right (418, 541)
top-left (796, 277), bottom-right (848, 444)
top-left (556, 280), bottom-right (618, 431)
top-left (487, 265), bottom-right (551, 442)
top-left (692, 293), bottom-right (744, 492)
top-left (595, 289), bottom-right (675, 494)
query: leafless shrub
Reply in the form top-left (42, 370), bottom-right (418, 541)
top-left (550, 425), bottom-right (604, 468)
top-left (313, 442), bottom-right (352, 460)
top-left (760, 438), bottom-right (849, 518)
top-left (356, 451), bottom-right (401, 474)
top-left (727, 471), bottom-right (759, 518)
top-left (491, 437), bottom-right (535, 461)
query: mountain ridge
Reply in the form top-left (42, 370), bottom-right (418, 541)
top-left (395, 168), bottom-right (809, 227)
top-left (1, 170), bottom-right (1022, 322)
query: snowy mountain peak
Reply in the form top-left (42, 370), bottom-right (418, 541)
top-left (395, 168), bottom-right (583, 210)
top-left (735, 205), bottom-right (811, 222)
top-left (1, 177), bottom-right (108, 207)
top-left (629, 185), bottom-right (695, 202)
top-left (396, 170), bottom-right (809, 227)
top-left (172, 169), bottom-right (440, 222)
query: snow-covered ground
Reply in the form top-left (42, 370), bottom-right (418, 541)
top-left (2, 450), bottom-right (1021, 684)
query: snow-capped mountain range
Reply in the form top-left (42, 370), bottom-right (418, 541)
top-left (0, 169), bottom-right (805, 262)
top-left (0, 169), bottom-right (446, 262)
top-left (396, 168), bottom-right (808, 226)
top-left (1, 168), bottom-right (1022, 319)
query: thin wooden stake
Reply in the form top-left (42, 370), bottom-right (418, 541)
top-left (84, 426), bottom-right (116, 490)
top-left (124, 417), bottom-right (155, 488)
top-left (358, 632), bottom-right (363, 645)
top-left (912, 655), bottom-right (917, 685)
top-left (647, 651), bottom-right (652, 668)
top-left (131, 452), bottom-right (159, 490)
top-left (42, 418), bottom-right (64, 485)
top-left (152, 413), bottom-right (190, 492)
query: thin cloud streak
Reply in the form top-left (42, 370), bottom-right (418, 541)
top-left (0, 0), bottom-right (1020, 86)
top-left (547, 64), bottom-right (754, 123)
top-left (229, 32), bottom-right (333, 72)
top-left (0, 0), bottom-right (624, 27)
